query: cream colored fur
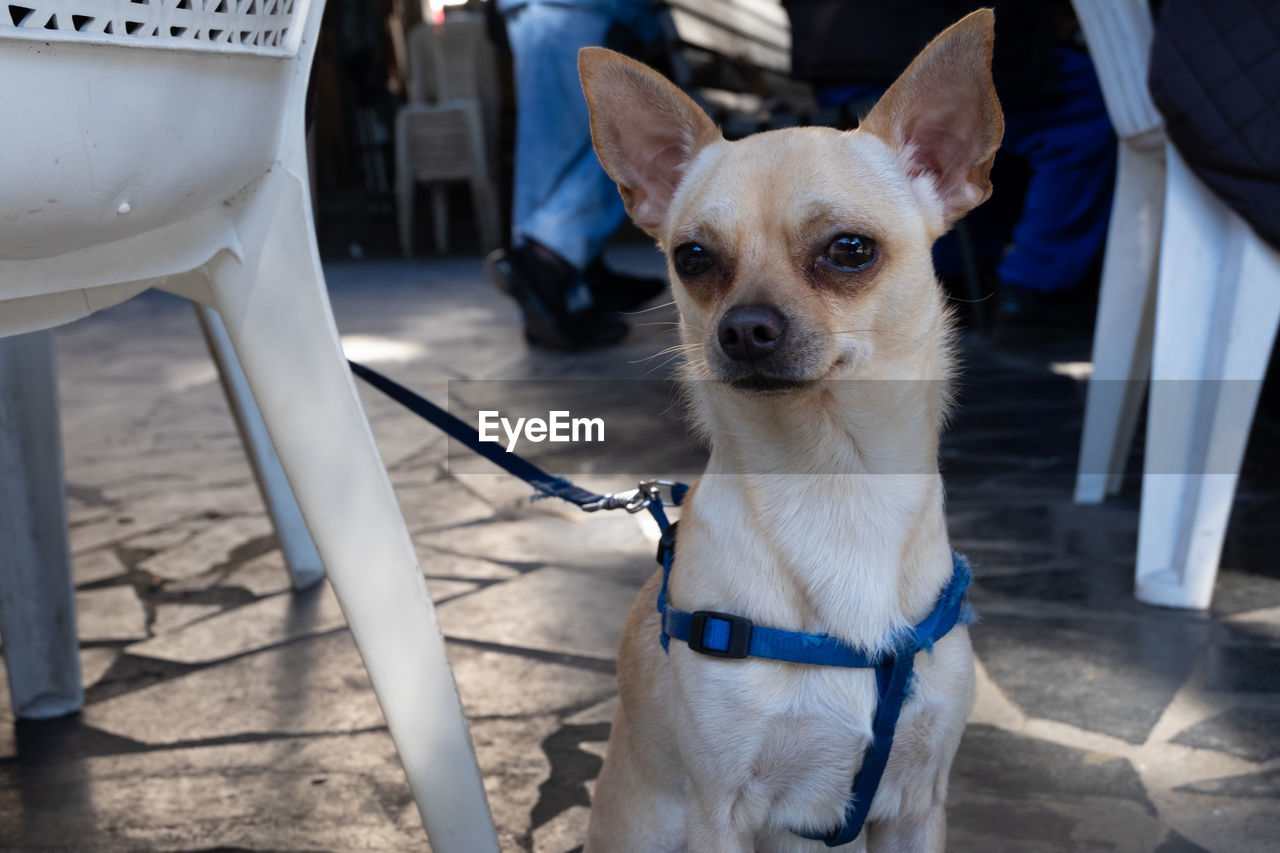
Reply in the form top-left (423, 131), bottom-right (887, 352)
top-left (579, 11), bottom-right (1003, 852)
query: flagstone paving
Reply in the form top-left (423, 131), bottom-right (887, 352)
top-left (1, 248), bottom-right (1277, 851)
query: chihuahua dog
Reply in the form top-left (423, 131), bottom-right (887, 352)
top-left (578, 10), bottom-right (1001, 852)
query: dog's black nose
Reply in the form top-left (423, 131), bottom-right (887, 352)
top-left (717, 304), bottom-right (787, 362)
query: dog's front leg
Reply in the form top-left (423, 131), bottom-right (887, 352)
top-left (584, 700), bottom-right (688, 853)
top-left (863, 805), bottom-right (945, 853)
top-left (680, 754), bottom-right (782, 853)
top-left (682, 792), bottom-right (757, 853)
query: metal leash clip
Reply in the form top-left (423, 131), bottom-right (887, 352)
top-left (582, 479), bottom-right (679, 513)
top-left (581, 489), bottom-right (643, 513)
top-left (636, 479), bottom-right (682, 509)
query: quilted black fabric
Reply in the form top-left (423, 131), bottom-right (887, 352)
top-left (1148, 0), bottom-right (1280, 251)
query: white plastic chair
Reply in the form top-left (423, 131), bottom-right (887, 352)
top-left (396, 17), bottom-right (501, 256)
top-left (1071, 0), bottom-right (1280, 609)
top-left (0, 2), bottom-right (499, 849)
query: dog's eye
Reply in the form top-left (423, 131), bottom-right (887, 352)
top-left (673, 243), bottom-right (715, 276)
top-left (823, 235), bottom-right (877, 271)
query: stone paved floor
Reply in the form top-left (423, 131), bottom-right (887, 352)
top-left (1, 248), bottom-right (1278, 852)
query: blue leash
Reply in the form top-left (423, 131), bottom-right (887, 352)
top-left (348, 360), bottom-right (603, 507)
top-left (349, 360), bottom-right (971, 847)
top-left (348, 360), bottom-right (691, 511)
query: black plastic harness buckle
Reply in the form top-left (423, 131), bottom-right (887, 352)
top-left (688, 610), bottom-right (753, 659)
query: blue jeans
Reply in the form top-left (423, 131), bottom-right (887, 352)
top-left (504, 2), bottom-right (653, 270)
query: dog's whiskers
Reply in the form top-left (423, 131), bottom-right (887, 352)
top-left (633, 322), bottom-right (710, 378)
top-left (827, 328), bottom-right (937, 352)
top-left (647, 341), bottom-right (700, 358)
top-left (621, 299), bottom-right (677, 316)
top-left (633, 345), bottom-right (700, 378)
top-left (639, 354), bottom-right (689, 379)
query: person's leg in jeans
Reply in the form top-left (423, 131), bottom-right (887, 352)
top-left (509, 5), bottom-right (623, 267)
top-left (490, 1), bottom-right (663, 349)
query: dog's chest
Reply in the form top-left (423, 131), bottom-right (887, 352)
top-left (670, 652), bottom-right (955, 838)
top-left (672, 657), bottom-right (877, 816)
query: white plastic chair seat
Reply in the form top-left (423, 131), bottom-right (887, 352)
top-left (399, 100), bottom-right (488, 182)
top-left (395, 99), bottom-right (500, 256)
top-left (1, 0), bottom-right (299, 263)
top-left (0, 43), bottom-right (288, 262)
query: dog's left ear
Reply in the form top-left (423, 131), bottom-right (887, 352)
top-left (579, 47), bottom-right (722, 238)
top-left (860, 8), bottom-right (1004, 228)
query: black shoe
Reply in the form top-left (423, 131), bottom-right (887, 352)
top-left (485, 247), bottom-right (628, 350)
top-left (584, 257), bottom-right (667, 312)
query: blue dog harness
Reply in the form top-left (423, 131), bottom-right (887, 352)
top-left (654, 518), bottom-right (972, 847)
top-left (346, 361), bottom-right (973, 849)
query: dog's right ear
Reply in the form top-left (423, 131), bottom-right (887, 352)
top-left (579, 47), bottom-right (721, 238)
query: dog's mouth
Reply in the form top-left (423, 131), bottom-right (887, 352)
top-left (726, 372), bottom-right (814, 394)
top-left (718, 354), bottom-right (852, 394)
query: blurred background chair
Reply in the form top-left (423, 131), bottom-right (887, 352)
top-left (1072, 0), bottom-right (1280, 609)
top-left (396, 14), bottom-right (501, 256)
top-left (0, 1), bottom-right (498, 849)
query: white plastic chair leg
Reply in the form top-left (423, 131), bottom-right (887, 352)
top-left (471, 177), bottom-right (501, 253)
top-left (195, 304), bottom-right (324, 591)
top-left (1136, 143), bottom-right (1280, 609)
top-left (206, 166), bottom-right (498, 852)
top-left (398, 176), bottom-right (416, 259)
top-left (430, 184), bottom-right (450, 254)
top-left (0, 331), bottom-right (83, 719)
top-left (1075, 137), bottom-right (1165, 503)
